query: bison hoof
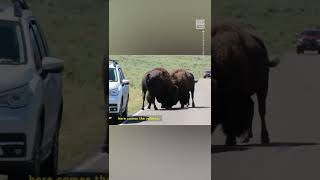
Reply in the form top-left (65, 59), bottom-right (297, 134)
top-left (241, 136), bottom-right (251, 143)
top-left (154, 107), bottom-right (158, 110)
top-left (225, 137), bottom-right (236, 146)
top-left (261, 136), bottom-right (270, 144)
top-left (141, 107), bottom-right (144, 110)
top-left (147, 106), bottom-right (151, 109)
top-left (192, 103), bottom-right (195, 108)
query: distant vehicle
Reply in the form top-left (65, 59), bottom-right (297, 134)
top-left (203, 70), bottom-right (211, 79)
top-left (109, 60), bottom-right (130, 125)
top-left (296, 29), bottom-right (320, 54)
top-left (0, 1), bottom-right (64, 179)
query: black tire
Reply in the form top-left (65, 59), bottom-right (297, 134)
top-left (122, 104), bottom-right (128, 117)
top-left (41, 130), bottom-right (59, 177)
top-left (41, 102), bottom-right (62, 177)
top-left (122, 95), bottom-right (129, 117)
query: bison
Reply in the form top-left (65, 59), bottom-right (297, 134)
top-left (170, 69), bottom-right (197, 108)
top-left (211, 23), bottom-right (279, 145)
top-left (141, 67), bottom-right (179, 110)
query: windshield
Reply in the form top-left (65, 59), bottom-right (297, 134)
top-left (0, 20), bottom-right (25, 65)
top-left (109, 68), bottom-right (118, 82)
top-left (302, 30), bottom-right (320, 36)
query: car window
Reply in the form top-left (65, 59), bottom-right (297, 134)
top-left (302, 30), bottom-right (320, 36)
top-left (118, 68), bottom-right (124, 82)
top-left (29, 25), bottom-right (42, 70)
top-left (0, 21), bottom-right (25, 64)
top-left (109, 68), bottom-right (118, 82)
top-left (31, 22), bottom-right (47, 58)
top-left (33, 23), bottom-right (49, 56)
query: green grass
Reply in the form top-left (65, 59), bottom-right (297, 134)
top-left (214, 0), bottom-right (320, 54)
top-left (110, 55), bottom-right (211, 115)
top-left (28, 0), bottom-right (107, 169)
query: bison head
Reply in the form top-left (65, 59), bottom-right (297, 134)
top-left (161, 84), bottom-right (179, 109)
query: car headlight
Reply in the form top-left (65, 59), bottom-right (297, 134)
top-left (0, 85), bottom-right (32, 108)
top-left (110, 88), bottom-right (119, 96)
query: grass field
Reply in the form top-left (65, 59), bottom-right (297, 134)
top-left (28, 0), bottom-right (107, 169)
top-left (110, 55), bottom-right (211, 115)
top-left (214, 0), bottom-right (320, 54)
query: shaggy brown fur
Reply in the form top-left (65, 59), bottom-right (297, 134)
top-left (212, 23), bottom-right (279, 145)
top-left (170, 69), bottom-right (197, 108)
top-left (141, 67), bottom-right (179, 110)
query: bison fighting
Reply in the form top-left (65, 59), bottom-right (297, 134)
top-left (211, 23), bottom-right (279, 145)
top-left (141, 68), bottom-right (197, 110)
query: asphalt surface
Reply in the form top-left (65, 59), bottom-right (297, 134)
top-left (0, 150), bottom-right (108, 179)
top-left (212, 51), bottom-right (320, 180)
top-left (122, 78), bottom-right (211, 125)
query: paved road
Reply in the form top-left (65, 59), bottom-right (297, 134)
top-left (212, 52), bottom-right (320, 180)
top-left (122, 78), bottom-right (211, 125)
top-left (0, 151), bottom-right (108, 179)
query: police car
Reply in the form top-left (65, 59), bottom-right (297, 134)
top-left (109, 60), bottom-right (129, 125)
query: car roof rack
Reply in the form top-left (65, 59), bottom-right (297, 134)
top-left (12, 0), bottom-right (29, 17)
top-left (109, 59), bottom-right (118, 66)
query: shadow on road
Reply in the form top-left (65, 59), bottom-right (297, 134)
top-left (157, 106), bottom-right (210, 111)
top-left (212, 142), bottom-right (319, 154)
top-left (299, 51), bottom-right (319, 55)
top-left (58, 172), bottom-right (108, 179)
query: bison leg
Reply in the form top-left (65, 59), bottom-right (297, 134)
top-left (191, 90), bottom-right (195, 108)
top-left (212, 122), bottom-right (218, 134)
top-left (142, 90), bottom-right (146, 110)
top-left (225, 135), bottom-right (236, 146)
top-left (181, 103), bottom-right (184, 109)
top-left (242, 97), bottom-right (254, 143)
top-left (257, 90), bottom-right (270, 144)
top-left (148, 94), bottom-right (157, 110)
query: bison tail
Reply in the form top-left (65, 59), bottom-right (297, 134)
top-left (268, 56), bottom-right (280, 67)
top-left (194, 79), bottom-right (199, 83)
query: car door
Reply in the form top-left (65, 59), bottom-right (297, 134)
top-left (29, 20), bottom-right (60, 148)
top-left (118, 68), bottom-right (129, 110)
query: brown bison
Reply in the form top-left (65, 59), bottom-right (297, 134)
top-left (141, 67), bottom-right (179, 110)
top-left (211, 23), bottom-right (279, 145)
top-left (170, 69), bottom-right (197, 108)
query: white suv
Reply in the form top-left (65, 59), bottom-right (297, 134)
top-left (109, 60), bottom-right (129, 125)
top-left (0, 1), bottom-right (63, 179)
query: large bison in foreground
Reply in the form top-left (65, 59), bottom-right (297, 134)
top-left (170, 69), bottom-right (197, 108)
top-left (211, 23), bottom-right (279, 145)
top-left (141, 67), bottom-right (179, 110)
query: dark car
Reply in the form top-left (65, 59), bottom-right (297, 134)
top-left (296, 29), bottom-right (320, 54)
top-left (203, 70), bottom-right (211, 79)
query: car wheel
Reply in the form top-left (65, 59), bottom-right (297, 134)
top-left (122, 100), bottom-right (128, 117)
top-left (41, 130), bottom-right (59, 178)
top-left (28, 117), bottom-right (43, 177)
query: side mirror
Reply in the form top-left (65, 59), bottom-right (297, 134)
top-left (122, 79), bottom-right (130, 85)
top-left (42, 57), bottom-right (64, 73)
